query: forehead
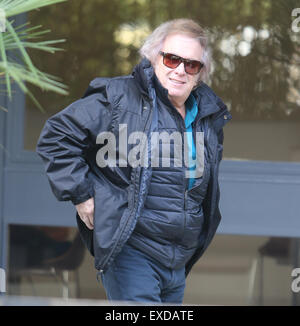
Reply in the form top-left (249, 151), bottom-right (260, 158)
top-left (162, 34), bottom-right (203, 61)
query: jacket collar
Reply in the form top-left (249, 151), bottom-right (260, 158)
top-left (132, 58), bottom-right (154, 98)
top-left (132, 58), bottom-right (229, 120)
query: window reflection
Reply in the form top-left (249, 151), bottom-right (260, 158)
top-left (7, 226), bottom-right (299, 305)
top-left (185, 234), bottom-right (299, 306)
top-left (23, 0), bottom-right (300, 162)
top-left (7, 224), bottom-right (106, 299)
top-left (9, 225), bottom-right (72, 269)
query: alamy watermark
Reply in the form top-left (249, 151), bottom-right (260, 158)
top-left (291, 268), bottom-right (300, 293)
top-left (0, 268), bottom-right (5, 293)
top-left (96, 124), bottom-right (205, 178)
top-left (0, 8), bottom-right (6, 32)
top-left (292, 8), bottom-right (300, 32)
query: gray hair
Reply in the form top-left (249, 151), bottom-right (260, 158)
top-left (139, 18), bottom-right (211, 82)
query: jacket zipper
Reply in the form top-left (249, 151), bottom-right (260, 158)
top-left (98, 99), bottom-right (153, 273)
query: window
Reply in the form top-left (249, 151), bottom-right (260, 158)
top-left (185, 234), bottom-right (299, 306)
top-left (7, 225), bottom-right (106, 299)
top-left (23, 0), bottom-right (300, 163)
top-left (8, 226), bottom-right (298, 305)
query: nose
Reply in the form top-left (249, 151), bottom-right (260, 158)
top-left (174, 62), bottom-right (186, 75)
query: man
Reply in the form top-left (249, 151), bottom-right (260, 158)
top-left (36, 18), bottom-right (231, 303)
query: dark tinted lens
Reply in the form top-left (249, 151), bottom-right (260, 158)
top-left (185, 60), bottom-right (203, 75)
top-left (163, 53), bottom-right (181, 69)
top-left (161, 52), bottom-right (204, 75)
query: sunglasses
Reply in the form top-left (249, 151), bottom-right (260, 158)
top-left (159, 51), bottom-right (204, 75)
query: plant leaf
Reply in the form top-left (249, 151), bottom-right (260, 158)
top-left (0, 29), bottom-right (12, 98)
top-left (3, 0), bottom-right (68, 18)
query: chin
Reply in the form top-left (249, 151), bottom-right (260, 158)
top-left (168, 89), bottom-right (186, 99)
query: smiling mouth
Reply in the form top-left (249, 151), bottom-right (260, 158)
top-left (169, 78), bottom-right (186, 85)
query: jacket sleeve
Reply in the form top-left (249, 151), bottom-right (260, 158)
top-left (36, 86), bottom-right (113, 205)
top-left (212, 98), bottom-right (231, 163)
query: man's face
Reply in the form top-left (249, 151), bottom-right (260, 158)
top-left (154, 34), bottom-right (203, 105)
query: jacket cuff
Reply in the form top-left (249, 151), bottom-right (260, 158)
top-left (71, 190), bottom-right (94, 206)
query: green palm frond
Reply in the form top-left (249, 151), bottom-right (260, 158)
top-left (4, 21), bottom-right (66, 53)
top-left (2, 0), bottom-right (67, 18)
top-left (0, 0), bottom-right (68, 111)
